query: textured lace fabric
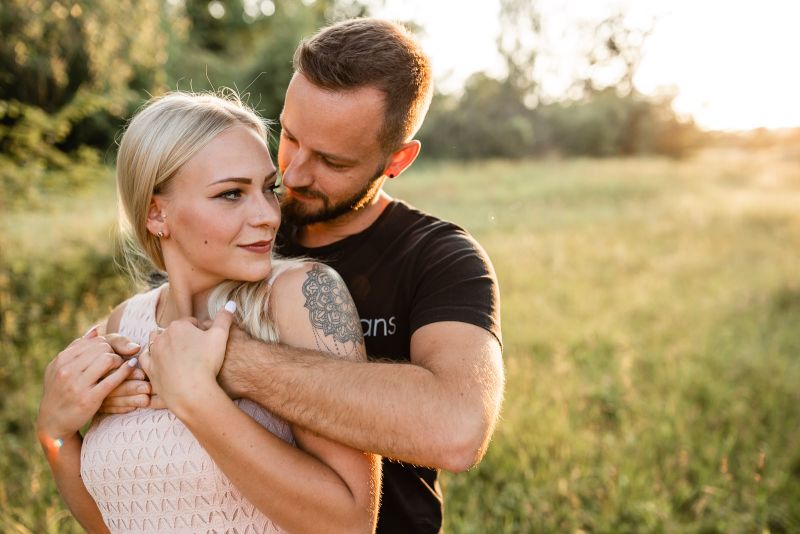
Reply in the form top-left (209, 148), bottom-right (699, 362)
top-left (80, 285), bottom-right (293, 533)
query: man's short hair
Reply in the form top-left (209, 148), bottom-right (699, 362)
top-left (293, 18), bottom-right (433, 153)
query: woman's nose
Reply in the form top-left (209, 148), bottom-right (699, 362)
top-left (250, 192), bottom-right (281, 228)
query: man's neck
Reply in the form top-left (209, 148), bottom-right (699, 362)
top-left (295, 191), bottom-right (393, 248)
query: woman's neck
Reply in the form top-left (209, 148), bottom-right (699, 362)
top-left (158, 247), bottom-right (223, 325)
top-left (157, 271), bottom-right (219, 327)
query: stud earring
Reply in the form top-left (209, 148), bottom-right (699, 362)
top-left (157, 231), bottom-right (164, 238)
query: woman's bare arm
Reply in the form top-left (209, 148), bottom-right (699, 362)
top-left (142, 264), bottom-right (379, 533)
top-left (37, 307), bottom-right (139, 533)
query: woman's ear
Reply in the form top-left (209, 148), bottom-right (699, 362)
top-left (383, 140), bottom-right (421, 179)
top-left (145, 195), bottom-right (169, 239)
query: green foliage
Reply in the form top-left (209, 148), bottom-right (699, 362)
top-left (0, 0), bottom-right (172, 209)
top-left (536, 88), bottom-right (701, 158)
top-left (419, 82), bottom-right (701, 160)
top-left (0, 240), bottom-right (131, 532)
top-left (0, 0), bottom-right (376, 208)
top-left (168, 0), bottom-right (338, 125)
top-left (419, 74), bottom-right (535, 159)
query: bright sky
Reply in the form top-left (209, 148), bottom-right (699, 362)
top-left (373, 0), bottom-right (800, 131)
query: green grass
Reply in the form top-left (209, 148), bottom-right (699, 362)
top-left (387, 152), bottom-right (800, 532)
top-left (3, 152), bottom-right (800, 532)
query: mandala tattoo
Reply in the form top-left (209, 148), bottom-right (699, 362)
top-left (302, 264), bottom-right (363, 357)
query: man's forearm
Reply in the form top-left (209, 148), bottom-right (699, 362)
top-left (222, 332), bottom-right (500, 471)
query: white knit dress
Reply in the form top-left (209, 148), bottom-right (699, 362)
top-left (80, 286), bottom-right (293, 533)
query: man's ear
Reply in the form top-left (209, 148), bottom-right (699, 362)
top-left (145, 195), bottom-right (169, 238)
top-left (383, 140), bottom-right (421, 179)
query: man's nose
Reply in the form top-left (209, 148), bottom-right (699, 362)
top-left (279, 147), bottom-right (314, 190)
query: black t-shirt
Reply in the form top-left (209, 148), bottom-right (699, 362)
top-left (276, 199), bottom-right (502, 534)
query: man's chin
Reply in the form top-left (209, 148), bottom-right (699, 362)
top-left (281, 202), bottom-right (327, 226)
top-left (281, 186), bottom-right (377, 226)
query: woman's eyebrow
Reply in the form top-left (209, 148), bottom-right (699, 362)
top-left (209, 170), bottom-right (277, 187)
top-left (209, 177), bottom-right (251, 186)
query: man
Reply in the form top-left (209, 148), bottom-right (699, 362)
top-left (104, 18), bottom-right (504, 533)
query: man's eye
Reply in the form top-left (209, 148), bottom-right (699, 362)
top-left (324, 159), bottom-right (346, 170)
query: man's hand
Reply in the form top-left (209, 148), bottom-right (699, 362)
top-left (91, 332), bottom-right (158, 414)
top-left (37, 327), bottom-right (141, 442)
top-left (98, 366), bottom-right (152, 414)
top-left (184, 319), bottom-right (252, 400)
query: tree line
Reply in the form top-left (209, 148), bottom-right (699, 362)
top-left (1, 0), bottom-right (701, 209)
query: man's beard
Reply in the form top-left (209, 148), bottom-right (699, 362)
top-left (280, 166), bottom-right (385, 226)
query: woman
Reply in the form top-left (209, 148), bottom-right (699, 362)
top-left (36, 92), bottom-right (379, 533)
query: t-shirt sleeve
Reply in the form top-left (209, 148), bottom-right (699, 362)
top-left (409, 229), bottom-right (502, 347)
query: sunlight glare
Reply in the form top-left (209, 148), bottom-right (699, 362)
top-left (376, 0), bottom-right (800, 131)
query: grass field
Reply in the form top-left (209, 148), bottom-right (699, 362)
top-left (2, 152), bottom-right (800, 532)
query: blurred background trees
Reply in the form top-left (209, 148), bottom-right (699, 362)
top-left (0, 0), bottom-right (365, 209)
top-left (1, 0), bottom-right (705, 209)
top-left (0, 0), bottom-right (173, 207)
top-left (418, 0), bottom-right (701, 160)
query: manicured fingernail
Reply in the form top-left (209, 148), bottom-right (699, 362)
top-left (126, 342), bottom-right (140, 351)
top-left (127, 357), bottom-right (139, 368)
top-left (83, 326), bottom-right (98, 338)
top-left (224, 300), bottom-right (237, 313)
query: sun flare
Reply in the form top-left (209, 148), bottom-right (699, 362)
top-left (376, 0), bottom-right (800, 131)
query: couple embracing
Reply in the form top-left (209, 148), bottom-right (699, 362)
top-left (37, 18), bottom-right (503, 534)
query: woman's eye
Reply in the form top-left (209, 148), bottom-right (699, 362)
top-left (218, 189), bottom-right (241, 200)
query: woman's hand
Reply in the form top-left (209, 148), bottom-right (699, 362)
top-left (36, 327), bottom-right (141, 443)
top-left (139, 302), bottom-right (236, 418)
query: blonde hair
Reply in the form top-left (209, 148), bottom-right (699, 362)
top-left (206, 271), bottom-right (285, 343)
top-left (116, 90), bottom-right (295, 343)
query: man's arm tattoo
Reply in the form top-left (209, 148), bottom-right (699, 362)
top-left (301, 264), bottom-right (365, 359)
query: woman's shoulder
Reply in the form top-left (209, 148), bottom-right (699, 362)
top-left (105, 284), bottom-right (165, 335)
top-left (104, 301), bottom-right (128, 335)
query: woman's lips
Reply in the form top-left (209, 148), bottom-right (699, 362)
top-left (239, 241), bottom-right (272, 254)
